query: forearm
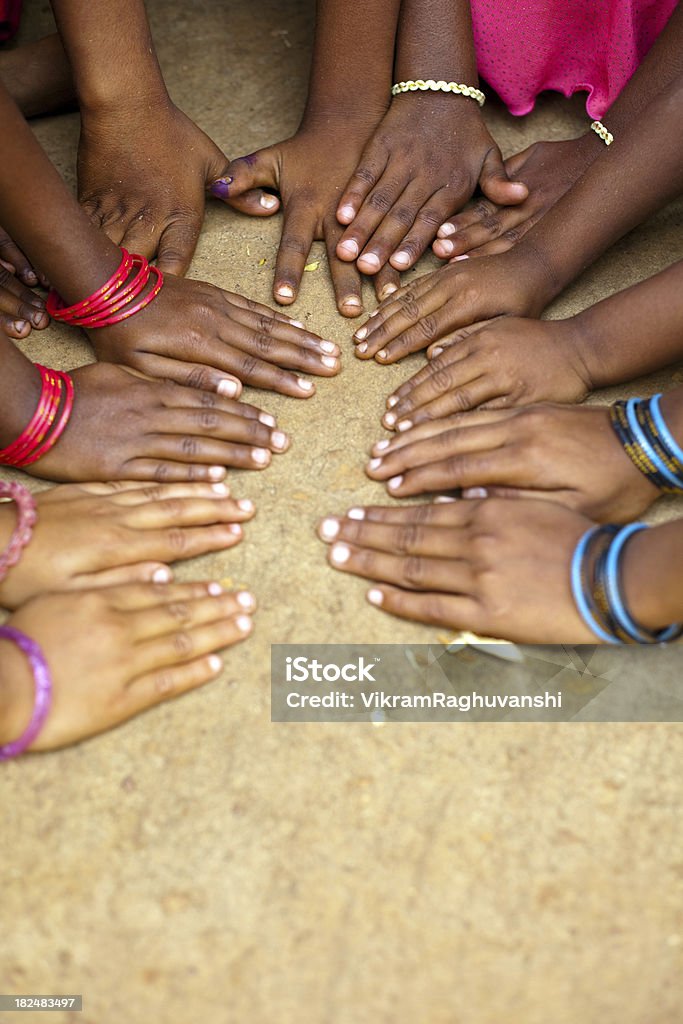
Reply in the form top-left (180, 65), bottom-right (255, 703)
top-left (395, 0), bottom-right (478, 84)
top-left (624, 516), bottom-right (683, 632)
top-left (49, 0), bottom-right (169, 114)
top-left (303, 0), bottom-right (400, 124)
top-left (573, 260), bottom-right (683, 387)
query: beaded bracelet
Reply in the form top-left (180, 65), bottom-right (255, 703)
top-left (47, 248), bottom-right (164, 329)
top-left (0, 364), bottom-right (75, 469)
top-left (590, 120), bottom-right (614, 146)
top-left (392, 79), bottom-right (486, 107)
top-left (610, 394), bottom-right (683, 494)
top-left (0, 482), bottom-right (37, 583)
top-left (0, 625), bottom-right (52, 760)
top-left (571, 523), bottom-right (682, 644)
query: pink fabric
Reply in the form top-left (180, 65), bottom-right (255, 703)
top-left (471, 0), bottom-right (677, 119)
top-left (0, 0), bottom-right (22, 42)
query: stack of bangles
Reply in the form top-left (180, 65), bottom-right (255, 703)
top-left (571, 392), bottom-right (683, 644)
top-left (46, 248), bottom-right (163, 328)
top-left (0, 364), bottom-right (74, 469)
top-left (0, 482), bottom-right (51, 760)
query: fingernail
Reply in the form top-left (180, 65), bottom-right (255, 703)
top-left (387, 396), bottom-right (399, 409)
top-left (374, 439), bottom-right (390, 452)
top-left (271, 431), bottom-right (288, 450)
top-left (236, 615), bottom-right (253, 633)
top-left (229, 523), bottom-right (242, 536)
top-left (359, 253), bottom-right (380, 271)
top-left (369, 309), bottom-right (379, 318)
top-left (208, 581), bottom-right (224, 596)
top-left (388, 475), bottom-right (403, 490)
top-left (338, 205), bottom-right (356, 222)
top-left (209, 177), bottom-right (233, 198)
top-left (260, 194), bottom-right (278, 209)
top-left (379, 284), bottom-right (398, 301)
top-left (430, 347), bottom-right (443, 359)
top-left (463, 487), bottom-right (488, 499)
top-left (13, 320), bottom-right (28, 332)
top-left (290, 319), bottom-right (305, 328)
top-left (438, 223), bottom-right (456, 237)
top-left (321, 355), bottom-right (338, 369)
top-left (237, 498), bottom-right (254, 513)
top-left (391, 251), bottom-right (411, 268)
top-left (438, 240), bottom-right (454, 255)
top-left (452, 254), bottom-right (469, 262)
top-left (384, 412), bottom-right (397, 428)
top-left (208, 654), bottom-right (223, 672)
top-left (259, 412), bottom-right (276, 427)
top-left (320, 340), bottom-right (337, 353)
top-left (217, 378), bottom-right (240, 397)
top-left (211, 482), bottom-right (230, 495)
top-left (367, 588), bottom-right (384, 606)
top-left (277, 285), bottom-right (294, 299)
top-left (397, 419), bottom-right (412, 432)
top-left (356, 342), bottom-right (368, 354)
top-left (24, 270), bottom-right (38, 284)
top-left (251, 448), bottom-right (270, 465)
top-left (31, 311), bottom-right (46, 326)
top-left (368, 457), bottom-right (382, 470)
top-left (347, 508), bottom-right (365, 521)
top-left (209, 466), bottom-right (226, 480)
top-left (320, 517), bottom-right (340, 541)
top-left (297, 379), bottom-right (314, 392)
top-left (152, 567), bottom-right (172, 583)
top-left (237, 591), bottom-right (255, 610)
top-left (338, 240), bottom-right (359, 258)
top-left (330, 543), bottom-right (351, 565)
top-left (354, 326), bottom-right (368, 341)
top-left (377, 349), bottom-right (388, 360)
top-left (342, 296), bottom-right (362, 310)
top-left (434, 495), bottom-right (457, 503)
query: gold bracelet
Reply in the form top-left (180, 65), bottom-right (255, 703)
top-left (391, 79), bottom-right (485, 107)
top-left (590, 120), bottom-right (614, 146)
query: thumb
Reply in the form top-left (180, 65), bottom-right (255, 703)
top-left (479, 147), bottom-right (529, 207)
top-left (207, 149), bottom-right (281, 218)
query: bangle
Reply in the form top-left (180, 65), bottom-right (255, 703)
top-left (47, 249), bottom-right (164, 329)
top-left (391, 79), bottom-right (485, 107)
top-left (0, 364), bottom-right (75, 469)
top-left (571, 523), bottom-right (682, 644)
top-left (0, 482), bottom-right (37, 583)
top-left (609, 394), bottom-right (683, 494)
top-left (0, 625), bottom-right (52, 760)
top-left (590, 120), bottom-right (614, 146)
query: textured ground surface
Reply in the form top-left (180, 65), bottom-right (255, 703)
top-left (1, 1), bottom-right (683, 1022)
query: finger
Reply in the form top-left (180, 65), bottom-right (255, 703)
top-left (318, 514), bottom-right (472, 561)
top-left (118, 210), bottom-right (163, 263)
top-left (336, 172), bottom-right (410, 265)
top-left (433, 203), bottom-right (533, 259)
top-left (0, 276), bottom-right (48, 327)
top-left (353, 281), bottom-right (443, 360)
top-left (107, 579), bottom-right (231, 611)
top-left (213, 150), bottom-right (279, 213)
top-left (336, 149), bottom-right (390, 227)
top-left (272, 202), bottom-right (316, 306)
top-left (340, 502), bottom-right (476, 527)
top-left (119, 460), bottom-right (229, 483)
top-left (375, 407), bottom-right (514, 449)
top-left (463, 217), bottom-right (544, 258)
top-left (373, 446), bottom-right (521, 498)
top-left (367, 419), bottom-right (509, 478)
top-left (373, 263), bottom-right (402, 304)
top-left (0, 313), bottom-right (32, 339)
top-left (155, 215), bottom-right (203, 277)
top-left (156, 385), bottom-right (275, 424)
top-left (365, 584), bottom-right (479, 631)
top-left (124, 493), bottom-right (255, 530)
top-left (121, 352), bottom-right (244, 396)
top-left (370, 304), bottom-right (463, 364)
top-left (72, 562), bottom-right (175, 590)
top-left (478, 146), bottom-right (529, 206)
top-left (327, 539), bottom-right (469, 593)
top-left (132, 612), bottom-right (253, 681)
top-left (425, 319), bottom-right (502, 360)
top-left (388, 370), bottom-right (504, 428)
top-left (130, 587), bottom-right (255, 643)
top-left (323, 216), bottom-right (365, 318)
top-left (126, 651), bottom-right (226, 712)
top-left (210, 310), bottom-right (341, 377)
top-left (387, 192), bottom-right (459, 272)
top-left (0, 228), bottom-right (39, 285)
top-left (77, 480), bottom-right (236, 502)
top-left (224, 296), bottom-right (331, 351)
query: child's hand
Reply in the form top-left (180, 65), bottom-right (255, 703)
top-left (0, 265), bottom-right (49, 340)
top-left (31, 363), bottom-right (291, 483)
top-left (353, 249), bottom-right (554, 363)
top-left (77, 100), bottom-right (276, 277)
top-left (222, 120), bottom-right (402, 317)
top-left (335, 94), bottom-right (527, 276)
top-left (381, 316), bottom-right (591, 425)
top-left (88, 275), bottom-right (339, 399)
top-left (318, 498), bottom-right (596, 643)
top-left (365, 404), bottom-right (660, 522)
top-left (433, 137), bottom-right (597, 260)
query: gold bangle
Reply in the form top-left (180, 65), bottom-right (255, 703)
top-left (590, 120), bottom-right (614, 146)
top-left (391, 79), bottom-right (485, 107)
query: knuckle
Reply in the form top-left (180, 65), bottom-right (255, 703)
top-left (417, 315), bottom-right (438, 343)
top-left (166, 528), bottom-right (188, 554)
top-left (256, 313), bottom-right (274, 335)
top-left (253, 333), bottom-right (274, 356)
top-left (401, 555), bottom-right (426, 589)
top-left (430, 367), bottom-right (454, 393)
top-left (167, 600), bottom-right (192, 623)
top-left (472, 201), bottom-right (495, 219)
top-left (502, 227), bottom-right (522, 244)
top-left (480, 215), bottom-right (502, 236)
top-left (398, 293), bottom-right (420, 322)
top-left (197, 409), bottom-right (220, 431)
top-left (0, 266), bottom-right (12, 287)
top-left (239, 355), bottom-right (260, 380)
top-left (368, 188), bottom-right (394, 214)
top-left (279, 234), bottom-right (308, 257)
top-left (153, 463), bottom-right (172, 483)
top-left (173, 630), bottom-right (195, 658)
top-left (181, 437), bottom-right (200, 457)
top-left (395, 523), bottom-right (422, 554)
top-left (415, 206), bottom-right (446, 230)
top-left (154, 670), bottom-right (176, 695)
top-left (387, 205), bottom-right (415, 229)
top-left (184, 366), bottom-right (214, 391)
top-left (353, 166), bottom-right (378, 188)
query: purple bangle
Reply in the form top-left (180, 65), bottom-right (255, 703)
top-left (0, 482), bottom-right (37, 583)
top-left (0, 625), bottom-right (52, 760)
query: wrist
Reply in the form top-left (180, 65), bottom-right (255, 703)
top-left (299, 103), bottom-right (386, 136)
top-left (79, 79), bottom-right (171, 122)
top-left (622, 523), bottom-right (683, 632)
top-left (0, 361), bottom-right (42, 449)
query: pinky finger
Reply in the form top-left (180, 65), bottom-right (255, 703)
top-left (123, 461), bottom-right (228, 484)
top-left (73, 562), bottom-right (175, 590)
top-left (366, 584), bottom-right (479, 631)
top-left (127, 651), bottom-right (227, 712)
top-left (373, 263), bottom-right (402, 304)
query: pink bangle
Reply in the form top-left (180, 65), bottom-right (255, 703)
top-left (0, 626), bottom-right (52, 760)
top-left (0, 482), bottom-right (37, 583)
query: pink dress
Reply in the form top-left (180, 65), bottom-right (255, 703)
top-left (471, 0), bottom-right (678, 119)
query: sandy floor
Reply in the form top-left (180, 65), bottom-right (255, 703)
top-left (1, 1), bottom-right (683, 1021)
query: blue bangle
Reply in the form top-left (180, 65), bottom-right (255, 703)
top-left (626, 398), bottom-right (681, 490)
top-left (571, 527), bottom-right (620, 644)
top-left (603, 523), bottom-right (682, 644)
top-left (650, 393), bottom-right (683, 468)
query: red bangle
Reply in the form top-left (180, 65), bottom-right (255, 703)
top-left (0, 365), bottom-right (75, 469)
top-left (47, 250), bottom-right (164, 329)
top-left (46, 249), bottom-right (134, 320)
top-left (23, 371), bottom-right (74, 466)
top-left (86, 266), bottom-right (163, 327)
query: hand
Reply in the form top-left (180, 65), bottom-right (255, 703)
top-left (317, 498), bottom-right (597, 643)
top-left (0, 581), bottom-right (254, 751)
top-left (0, 262), bottom-right (49, 340)
top-left (0, 225), bottom-right (48, 286)
top-left (365, 404), bottom-right (660, 521)
top-left (30, 363), bottom-right (292, 483)
top-left (380, 316), bottom-right (591, 427)
top-left (352, 248), bottom-right (554, 363)
top-left (89, 274), bottom-right (339, 398)
top-left (335, 93), bottom-right (527, 275)
top-left (433, 137), bottom-right (597, 260)
top-left (223, 120), bottom-right (402, 316)
top-left (0, 480), bottom-right (256, 610)
top-left (77, 99), bottom-right (277, 276)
